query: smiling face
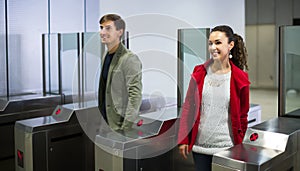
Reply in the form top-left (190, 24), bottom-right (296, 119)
top-left (208, 31), bottom-right (234, 62)
top-left (99, 20), bottom-right (123, 48)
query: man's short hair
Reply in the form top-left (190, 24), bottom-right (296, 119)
top-left (99, 14), bottom-right (126, 31)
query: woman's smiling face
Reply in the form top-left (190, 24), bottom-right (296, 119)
top-left (208, 31), bottom-right (234, 61)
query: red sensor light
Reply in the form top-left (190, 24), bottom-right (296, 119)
top-left (55, 108), bottom-right (61, 115)
top-left (137, 119), bottom-right (143, 126)
top-left (250, 133), bottom-right (259, 141)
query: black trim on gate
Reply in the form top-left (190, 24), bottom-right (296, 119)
top-left (78, 32), bottom-right (82, 103)
top-left (5, 0), bottom-right (9, 99)
top-left (248, 119), bottom-right (257, 124)
top-left (42, 34), bottom-right (46, 96)
top-left (57, 33), bottom-right (64, 103)
top-left (278, 26), bottom-right (286, 117)
top-left (50, 132), bottom-right (83, 143)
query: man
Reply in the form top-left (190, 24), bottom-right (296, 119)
top-left (98, 14), bottom-right (142, 131)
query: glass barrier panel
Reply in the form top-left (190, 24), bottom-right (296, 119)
top-left (43, 33), bottom-right (60, 95)
top-left (81, 32), bottom-right (102, 102)
top-left (177, 28), bottom-right (210, 107)
top-left (0, 0), bottom-right (7, 99)
top-left (280, 26), bottom-right (300, 116)
top-left (7, 0), bottom-right (47, 96)
top-left (60, 33), bottom-right (80, 96)
top-left (0, 0), bottom-right (8, 110)
top-left (43, 33), bottom-right (80, 97)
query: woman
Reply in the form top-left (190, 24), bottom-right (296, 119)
top-left (178, 25), bottom-right (250, 171)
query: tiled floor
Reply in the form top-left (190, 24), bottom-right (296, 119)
top-left (250, 88), bottom-right (278, 121)
top-left (250, 88), bottom-right (300, 121)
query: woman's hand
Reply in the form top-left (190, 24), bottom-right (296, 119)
top-left (178, 144), bottom-right (189, 159)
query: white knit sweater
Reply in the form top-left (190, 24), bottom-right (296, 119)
top-left (192, 68), bottom-right (233, 155)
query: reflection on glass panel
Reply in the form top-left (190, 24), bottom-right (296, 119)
top-left (8, 0), bottom-right (48, 95)
top-left (43, 33), bottom-right (80, 96)
top-left (82, 32), bottom-right (101, 99)
top-left (43, 32), bottom-right (102, 102)
top-left (7, 33), bottom-right (21, 95)
top-left (0, 0), bottom-right (7, 98)
top-left (280, 26), bottom-right (300, 115)
top-left (178, 28), bottom-right (210, 107)
top-left (43, 33), bottom-right (59, 95)
top-left (61, 33), bottom-right (79, 95)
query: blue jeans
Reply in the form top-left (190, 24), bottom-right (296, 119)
top-left (192, 152), bottom-right (213, 171)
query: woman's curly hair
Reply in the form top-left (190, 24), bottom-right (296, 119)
top-left (211, 25), bottom-right (249, 71)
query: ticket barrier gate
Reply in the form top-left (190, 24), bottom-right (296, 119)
top-left (15, 95), bottom-right (177, 171)
top-left (14, 101), bottom-right (97, 171)
top-left (95, 105), bottom-right (178, 171)
top-left (170, 104), bottom-right (262, 171)
top-left (212, 117), bottom-right (300, 171)
top-left (0, 94), bottom-right (66, 171)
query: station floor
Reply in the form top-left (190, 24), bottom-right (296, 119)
top-left (250, 88), bottom-right (278, 121)
top-left (250, 88), bottom-right (300, 121)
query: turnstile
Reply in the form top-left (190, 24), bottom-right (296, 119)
top-left (171, 103), bottom-right (262, 171)
top-left (15, 96), bottom-right (177, 171)
top-left (248, 104), bottom-right (261, 127)
top-left (95, 105), bottom-right (177, 171)
top-left (212, 117), bottom-right (300, 171)
top-left (14, 101), bottom-right (97, 171)
top-left (0, 94), bottom-right (65, 171)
